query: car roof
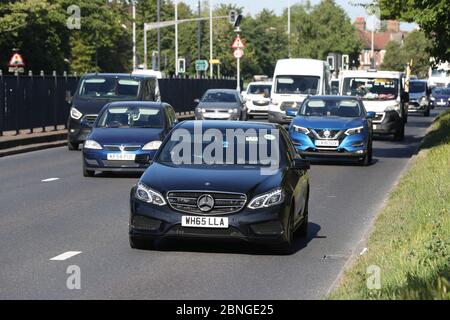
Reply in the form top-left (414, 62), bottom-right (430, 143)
top-left (106, 101), bottom-right (166, 109)
top-left (82, 73), bottom-right (156, 79)
top-left (205, 89), bottom-right (239, 93)
top-left (176, 120), bottom-right (280, 131)
top-left (307, 95), bottom-right (360, 101)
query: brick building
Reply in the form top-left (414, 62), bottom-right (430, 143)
top-left (354, 18), bottom-right (408, 70)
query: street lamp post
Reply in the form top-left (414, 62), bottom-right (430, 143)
top-left (288, 0), bottom-right (291, 58)
top-left (175, 0), bottom-right (179, 76)
top-left (132, 0), bottom-right (136, 70)
top-left (157, 0), bottom-right (161, 71)
top-left (209, 0), bottom-right (213, 78)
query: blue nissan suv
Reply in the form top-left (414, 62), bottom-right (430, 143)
top-left (288, 96), bottom-right (375, 165)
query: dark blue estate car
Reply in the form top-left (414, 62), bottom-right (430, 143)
top-left (82, 102), bottom-right (177, 176)
top-left (287, 96), bottom-right (375, 166)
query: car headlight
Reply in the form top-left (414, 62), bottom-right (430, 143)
top-left (430, 96), bottom-right (435, 101)
top-left (345, 126), bottom-right (364, 135)
top-left (419, 96), bottom-right (428, 105)
top-left (248, 188), bottom-right (285, 209)
top-left (271, 99), bottom-right (279, 106)
top-left (228, 108), bottom-right (238, 114)
top-left (292, 125), bottom-right (310, 134)
top-left (84, 140), bottom-right (102, 150)
top-left (70, 107), bottom-right (83, 120)
top-left (135, 183), bottom-right (166, 206)
top-left (142, 140), bottom-right (162, 150)
top-left (385, 104), bottom-right (401, 113)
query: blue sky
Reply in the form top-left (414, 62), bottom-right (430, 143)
top-left (183, 0), bottom-right (417, 31)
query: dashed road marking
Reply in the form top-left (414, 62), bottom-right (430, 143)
top-left (41, 178), bottom-right (60, 182)
top-left (50, 251), bottom-right (82, 261)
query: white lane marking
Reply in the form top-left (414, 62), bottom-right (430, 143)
top-left (41, 178), bottom-right (60, 182)
top-left (360, 247), bottom-right (368, 256)
top-left (50, 251), bottom-right (82, 261)
top-left (327, 195), bottom-right (337, 198)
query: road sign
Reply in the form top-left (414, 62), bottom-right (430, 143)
top-left (209, 59), bottom-right (221, 65)
top-left (231, 35), bottom-right (245, 49)
top-left (8, 52), bottom-right (25, 73)
top-left (195, 59), bottom-right (209, 72)
top-left (233, 49), bottom-right (244, 59)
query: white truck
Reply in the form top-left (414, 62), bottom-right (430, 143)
top-left (268, 59), bottom-right (331, 124)
top-left (428, 61), bottom-right (450, 88)
top-left (339, 70), bottom-right (409, 141)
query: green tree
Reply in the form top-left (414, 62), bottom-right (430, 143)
top-left (378, 0), bottom-right (450, 63)
top-left (380, 40), bottom-right (405, 72)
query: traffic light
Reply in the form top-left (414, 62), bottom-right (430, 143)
top-left (342, 54), bottom-right (350, 70)
top-left (327, 55), bottom-right (335, 71)
top-left (178, 58), bottom-right (186, 74)
top-left (229, 10), bottom-right (237, 24)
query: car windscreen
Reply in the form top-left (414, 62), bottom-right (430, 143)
top-left (201, 92), bottom-right (237, 103)
top-left (342, 77), bottom-right (399, 100)
top-left (409, 82), bottom-right (426, 93)
top-left (432, 88), bottom-right (450, 95)
top-left (248, 85), bottom-right (271, 96)
top-left (96, 106), bottom-right (163, 128)
top-left (431, 69), bottom-right (450, 77)
top-left (78, 77), bottom-right (140, 99)
top-left (156, 129), bottom-right (284, 167)
top-left (299, 99), bottom-right (362, 118)
top-left (275, 75), bottom-right (320, 94)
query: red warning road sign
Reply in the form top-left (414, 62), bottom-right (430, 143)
top-left (8, 53), bottom-right (25, 67)
top-left (231, 35), bottom-right (245, 49)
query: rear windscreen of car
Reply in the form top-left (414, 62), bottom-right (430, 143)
top-left (79, 78), bottom-right (140, 99)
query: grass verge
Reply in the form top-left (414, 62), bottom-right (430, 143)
top-left (329, 109), bottom-right (450, 300)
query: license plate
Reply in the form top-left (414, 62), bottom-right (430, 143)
top-left (182, 216), bottom-right (229, 229)
top-left (315, 140), bottom-right (339, 147)
top-left (107, 153), bottom-right (136, 161)
top-left (373, 125), bottom-right (379, 130)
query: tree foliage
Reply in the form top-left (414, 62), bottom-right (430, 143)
top-left (0, 0), bottom-right (363, 81)
top-left (381, 30), bottom-right (432, 77)
top-left (378, 0), bottom-right (450, 63)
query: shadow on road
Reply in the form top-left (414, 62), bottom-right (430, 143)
top-left (148, 222), bottom-right (321, 256)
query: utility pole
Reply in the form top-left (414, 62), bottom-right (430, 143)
top-left (132, 0), bottom-right (136, 70)
top-left (157, 0), bottom-right (161, 71)
top-left (288, 0), bottom-right (291, 58)
top-left (371, 14), bottom-right (375, 69)
top-left (197, 0), bottom-right (201, 60)
top-left (209, 0), bottom-right (213, 78)
top-left (175, 0), bottom-right (179, 76)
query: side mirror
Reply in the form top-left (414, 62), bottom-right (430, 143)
top-left (80, 118), bottom-right (93, 128)
top-left (194, 99), bottom-right (200, 104)
top-left (366, 111), bottom-right (376, 119)
top-left (285, 108), bottom-right (297, 117)
top-left (135, 154), bottom-right (152, 165)
top-left (292, 158), bottom-right (310, 170)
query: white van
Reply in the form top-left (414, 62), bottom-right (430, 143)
top-left (339, 70), bottom-right (408, 140)
top-left (132, 68), bottom-right (165, 79)
top-left (268, 59), bottom-right (331, 124)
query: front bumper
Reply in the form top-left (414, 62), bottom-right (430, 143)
top-left (195, 112), bottom-right (240, 121)
top-left (289, 129), bottom-right (369, 159)
top-left (246, 102), bottom-right (269, 115)
top-left (268, 111), bottom-right (293, 124)
top-left (129, 193), bottom-right (290, 244)
top-left (408, 101), bottom-right (428, 113)
top-left (371, 111), bottom-right (403, 135)
top-left (68, 118), bottom-right (92, 144)
top-left (83, 149), bottom-right (156, 172)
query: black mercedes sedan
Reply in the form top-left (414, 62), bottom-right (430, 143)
top-left (129, 121), bottom-right (310, 254)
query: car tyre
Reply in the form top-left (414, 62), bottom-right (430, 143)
top-left (83, 165), bottom-right (95, 177)
top-left (424, 108), bottom-right (430, 117)
top-left (359, 140), bottom-right (373, 166)
top-left (296, 197), bottom-right (309, 239)
top-left (273, 210), bottom-right (294, 255)
top-left (394, 124), bottom-right (405, 141)
top-left (129, 236), bottom-right (155, 250)
top-left (68, 141), bottom-right (79, 151)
